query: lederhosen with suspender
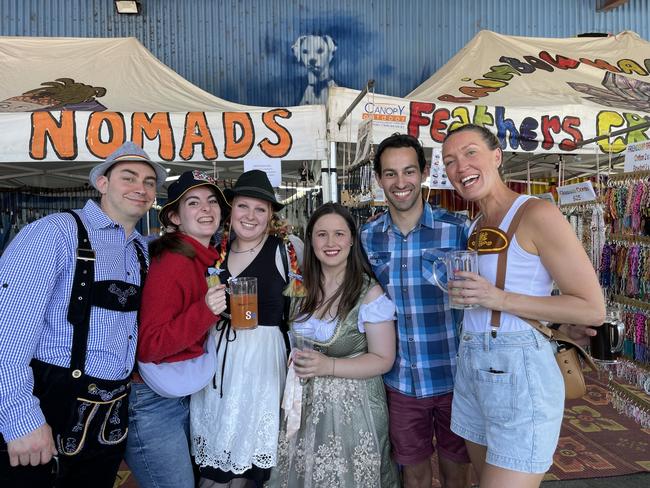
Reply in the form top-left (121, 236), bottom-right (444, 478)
top-left (2, 210), bottom-right (147, 483)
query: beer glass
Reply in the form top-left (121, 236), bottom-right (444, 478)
top-left (229, 277), bottom-right (258, 329)
top-left (431, 250), bottom-right (479, 310)
top-left (290, 323), bottom-right (315, 385)
top-left (590, 312), bottom-right (625, 363)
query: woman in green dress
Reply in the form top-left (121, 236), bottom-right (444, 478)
top-left (268, 202), bottom-right (399, 488)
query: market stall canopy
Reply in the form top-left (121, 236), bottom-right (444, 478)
top-left (0, 36), bottom-right (326, 187)
top-left (410, 30), bottom-right (650, 111)
top-left (328, 31), bottom-right (650, 178)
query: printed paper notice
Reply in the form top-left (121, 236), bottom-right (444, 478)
top-left (557, 181), bottom-right (597, 205)
top-left (352, 118), bottom-right (373, 166)
top-left (624, 140), bottom-right (650, 172)
top-left (428, 148), bottom-right (453, 190)
top-left (244, 159), bottom-right (282, 187)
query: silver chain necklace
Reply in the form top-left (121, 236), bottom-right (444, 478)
top-left (230, 235), bottom-right (266, 254)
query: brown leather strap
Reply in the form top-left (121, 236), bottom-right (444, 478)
top-left (521, 317), bottom-right (598, 371)
top-left (490, 198), bottom-right (535, 328)
top-left (484, 198), bottom-right (598, 371)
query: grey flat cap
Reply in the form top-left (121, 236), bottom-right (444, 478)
top-left (89, 141), bottom-right (167, 190)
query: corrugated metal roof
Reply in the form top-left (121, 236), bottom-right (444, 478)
top-left (1, 0), bottom-right (648, 106)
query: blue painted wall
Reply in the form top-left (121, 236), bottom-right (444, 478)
top-left (1, 0), bottom-right (648, 107)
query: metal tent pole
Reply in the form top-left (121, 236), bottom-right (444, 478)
top-left (337, 79), bottom-right (375, 129)
top-left (576, 120), bottom-right (650, 148)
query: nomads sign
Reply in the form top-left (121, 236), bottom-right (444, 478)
top-left (0, 109), bottom-right (322, 162)
top-left (0, 37), bottom-right (326, 163)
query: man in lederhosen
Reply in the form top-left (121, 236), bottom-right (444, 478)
top-left (0, 142), bottom-right (166, 487)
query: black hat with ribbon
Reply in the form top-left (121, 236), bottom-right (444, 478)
top-left (224, 170), bottom-right (284, 211)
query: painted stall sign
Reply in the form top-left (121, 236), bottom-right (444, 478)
top-left (0, 109), bottom-right (326, 162)
top-left (408, 102), bottom-right (650, 154)
top-left (327, 87), bottom-right (650, 155)
top-left (437, 54), bottom-right (650, 105)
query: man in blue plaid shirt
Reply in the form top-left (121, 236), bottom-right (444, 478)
top-left (361, 134), bottom-right (472, 488)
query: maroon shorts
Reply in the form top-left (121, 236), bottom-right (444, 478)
top-left (386, 387), bottom-right (470, 466)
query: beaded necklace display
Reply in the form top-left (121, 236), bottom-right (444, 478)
top-left (600, 298), bottom-right (650, 427)
top-left (603, 176), bottom-right (650, 235)
top-left (562, 202), bottom-right (605, 271)
top-left (600, 172), bottom-right (650, 428)
top-left (600, 238), bottom-right (650, 301)
top-left (599, 354), bottom-right (650, 429)
top-left (599, 171), bottom-right (650, 370)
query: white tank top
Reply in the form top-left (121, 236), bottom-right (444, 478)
top-left (463, 195), bottom-right (553, 333)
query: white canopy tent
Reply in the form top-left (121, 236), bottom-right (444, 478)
top-left (328, 30), bottom-right (650, 181)
top-left (0, 36), bottom-right (327, 189)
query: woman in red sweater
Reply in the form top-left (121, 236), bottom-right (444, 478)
top-left (124, 170), bottom-right (229, 488)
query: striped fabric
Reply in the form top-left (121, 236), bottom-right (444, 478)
top-left (0, 200), bottom-right (147, 441)
top-left (361, 203), bottom-right (470, 398)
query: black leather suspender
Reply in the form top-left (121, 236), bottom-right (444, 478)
top-left (62, 210), bottom-right (146, 379)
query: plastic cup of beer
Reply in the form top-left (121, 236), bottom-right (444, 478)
top-left (290, 327), bottom-right (314, 354)
top-left (229, 277), bottom-right (258, 329)
top-left (289, 324), bottom-right (314, 385)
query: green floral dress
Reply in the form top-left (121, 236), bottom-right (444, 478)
top-left (267, 280), bottom-right (399, 488)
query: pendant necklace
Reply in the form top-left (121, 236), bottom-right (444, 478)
top-left (230, 235), bottom-right (266, 254)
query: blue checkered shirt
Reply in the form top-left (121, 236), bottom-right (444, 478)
top-left (0, 200), bottom-right (147, 441)
top-left (361, 203), bottom-right (470, 398)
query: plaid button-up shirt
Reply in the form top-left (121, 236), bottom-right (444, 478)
top-left (361, 203), bottom-right (470, 398)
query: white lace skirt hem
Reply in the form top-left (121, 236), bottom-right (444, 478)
top-left (190, 325), bottom-right (287, 473)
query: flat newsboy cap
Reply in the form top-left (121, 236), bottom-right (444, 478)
top-left (224, 170), bottom-right (284, 211)
top-left (89, 141), bottom-right (167, 191)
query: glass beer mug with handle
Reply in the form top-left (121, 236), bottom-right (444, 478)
top-left (590, 308), bottom-right (625, 363)
top-left (228, 277), bottom-right (258, 330)
top-left (431, 250), bottom-right (479, 310)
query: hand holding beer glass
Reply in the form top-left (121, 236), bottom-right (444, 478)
top-left (205, 271), bottom-right (228, 317)
top-left (589, 308), bottom-right (625, 363)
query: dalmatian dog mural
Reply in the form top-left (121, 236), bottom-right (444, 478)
top-left (292, 34), bottom-right (339, 105)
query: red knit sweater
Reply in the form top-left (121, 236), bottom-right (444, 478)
top-left (137, 233), bottom-right (219, 364)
